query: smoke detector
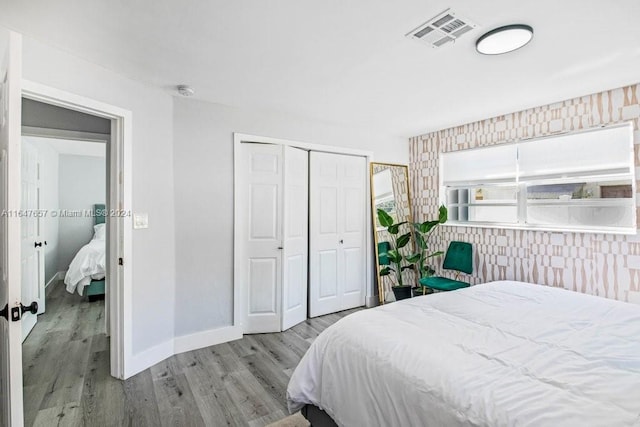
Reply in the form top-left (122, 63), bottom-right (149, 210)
top-left (177, 85), bottom-right (195, 97)
top-left (406, 9), bottom-right (478, 49)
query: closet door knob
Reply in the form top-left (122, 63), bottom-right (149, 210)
top-left (277, 246), bottom-right (283, 250)
top-left (339, 239), bottom-right (344, 244)
top-left (34, 241), bottom-right (42, 248)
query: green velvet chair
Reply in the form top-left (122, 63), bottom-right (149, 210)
top-left (419, 241), bottom-right (472, 293)
top-left (378, 241), bottom-right (391, 266)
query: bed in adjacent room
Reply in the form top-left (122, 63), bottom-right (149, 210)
top-left (287, 280), bottom-right (640, 426)
top-left (64, 204), bottom-right (106, 299)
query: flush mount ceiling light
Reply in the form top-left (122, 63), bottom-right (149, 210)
top-left (476, 24), bottom-right (533, 55)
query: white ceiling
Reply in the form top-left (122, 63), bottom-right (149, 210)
top-left (3, 0), bottom-right (640, 137)
top-left (24, 136), bottom-right (106, 158)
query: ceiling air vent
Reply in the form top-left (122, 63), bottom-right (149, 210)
top-left (406, 9), bottom-right (478, 49)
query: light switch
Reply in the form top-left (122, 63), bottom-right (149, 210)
top-left (133, 212), bottom-right (149, 229)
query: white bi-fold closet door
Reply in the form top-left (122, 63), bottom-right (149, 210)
top-left (239, 143), bottom-right (309, 333)
top-left (309, 152), bottom-right (367, 317)
top-left (238, 143), bottom-right (367, 333)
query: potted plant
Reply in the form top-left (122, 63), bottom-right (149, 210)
top-left (407, 205), bottom-right (448, 292)
top-left (376, 209), bottom-right (414, 301)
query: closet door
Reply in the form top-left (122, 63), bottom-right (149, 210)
top-left (281, 147), bottom-right (308, 330)
top-left (309, 152), bottom-right (366, 317)
top-left (238, 143), bottom-right (310, 333)
top-left (239, 143), bottom-right (283, 333)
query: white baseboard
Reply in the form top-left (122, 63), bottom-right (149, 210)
top-left (45, 271), bottom-right (66, 289)
top-left (127, 339), bottom-right (174, 378)
top-left (366, 295), bottom-right (379, 308)
top-left (174, 325), bottom-right (242, 355)
top-left (125, 325), bottom-right (242, 379)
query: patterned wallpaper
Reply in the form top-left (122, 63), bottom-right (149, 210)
top-left (409, 84), bottom-right (640, 302)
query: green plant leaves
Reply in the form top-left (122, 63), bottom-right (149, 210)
top-left (396, 233), bottom-right (411, 249)
top-left (379, 266), bottom-right (393, 276)
top-left (409, 205), bottom-right (448, 279)
top-left (387, 249), bottom-right (402, 264)
top-left (413, 231), bottom-right (426, 250)
top-left (406, 253), bottom-right (421, 263)
top-left (426, 250), bottom-right (444, 258)
top-left (387, 221), bottom-right (407, 235)
top-left (438, 204), bottom-right (448, 223)
top-left (377, 209), bottom-right (393, 227)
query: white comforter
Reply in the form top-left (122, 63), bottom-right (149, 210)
top-left (287, 281), bottom-right (640, 426)
top-left (64, 238), bottom-right (105, 295)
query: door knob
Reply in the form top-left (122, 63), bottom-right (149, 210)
top-left (20, 301), bottom-right (38, 315)
top-left (34, 241), bottom-right (42, 248)
top-left (277, 246), bottom-right (283, 250)
top-left (339, 239), bottom-right (344, 244)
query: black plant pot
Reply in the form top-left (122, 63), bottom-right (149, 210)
top-left (392, 285), bottom-right (412, 301)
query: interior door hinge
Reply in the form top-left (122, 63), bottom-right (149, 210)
top-left (0, 304), bottom-right (21, 322)
top-left (118, 257), bottom-right (124, 266)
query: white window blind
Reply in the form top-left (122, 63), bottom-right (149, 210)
top-left (441, 144), bottom-right (517, 185)
top-left (518, 125), bottom-right (633, 180)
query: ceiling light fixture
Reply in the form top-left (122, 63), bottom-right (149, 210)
top-left (177, 85), bottom-right (195, 97)
top-left (476, 24), bottom-right (533, 55)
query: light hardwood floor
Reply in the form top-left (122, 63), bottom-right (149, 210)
top-left (23, 282), bottom-right (360, 427)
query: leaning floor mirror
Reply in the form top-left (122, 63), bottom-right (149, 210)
top-left (370, 163), bottom-right (415, 304)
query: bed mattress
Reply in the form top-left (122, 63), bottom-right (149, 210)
top-left (287, 281), bottom-right (640, 426)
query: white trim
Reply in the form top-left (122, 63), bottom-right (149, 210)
top-left (21, 126), bottom-right (110, 142)
top-left (442, 221), bottom-right (639, 236)
top-left (366, 295), bottom-right (379, 308)
top-left (21, 80), bottom-right (133, 380)
top-left (233, 133), bottom-right (374, 333)
top-left (234, 132), bottom-right (374, 157)
top-left (127, 340), bottom-right (174, 378)
top-left (125, 326), bottom-right (242, 378)
top-left (44, 271), bottom-right (65, 289)
top-left (173, 326), bottom-right (242, 355)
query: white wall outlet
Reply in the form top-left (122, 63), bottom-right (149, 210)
top-left (133, 212), bottom-right (149, 229)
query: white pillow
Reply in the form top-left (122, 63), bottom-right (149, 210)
top-left (93, 223), bottom-right (106, 240)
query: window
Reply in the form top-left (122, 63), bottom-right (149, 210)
top-left (441, 123), bottom-right (636, 234)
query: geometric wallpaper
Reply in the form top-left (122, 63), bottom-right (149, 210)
top-left (409, 83), bottom-right (640, 302)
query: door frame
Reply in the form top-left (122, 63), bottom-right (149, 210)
top-left (233, 133), bottom-right (374, 334)
top-left (21, 80), bottom-right (133, 380)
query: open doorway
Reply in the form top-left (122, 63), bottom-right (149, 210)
top-left (20, 99), bottom-right (111, 425)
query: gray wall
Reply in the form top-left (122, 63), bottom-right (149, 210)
top-left (57, 154), bottom-right (106, 271)
top-left (22, 35), bottom-right (177, 355)
top-left (21, 31), bottom-right (406, 361)
top-left (26, 138), bottom-right (59, 284)
top-left (172, 97), bottom-right (408, 337)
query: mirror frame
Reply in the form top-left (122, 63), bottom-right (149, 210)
top-left (369, 162), bottom-right (415, 305)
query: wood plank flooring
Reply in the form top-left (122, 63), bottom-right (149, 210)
top-left (23, 282), bottom-right (360, 426)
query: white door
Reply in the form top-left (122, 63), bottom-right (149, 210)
top-left (239, 143), bottom-right (283, 333)
top-left (309, 152), bottom-right (366, 317)
top-left (281, 146), bottom-right (308, 331)
top-left (0, 30), bottom-right (24, 427)
top-left (20, 141), bottom-right (44, 341)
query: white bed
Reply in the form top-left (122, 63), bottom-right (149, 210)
top-left (64, 223), bottom-right (106, 295)
top-left (287, 280), bottom-right (640, 426)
